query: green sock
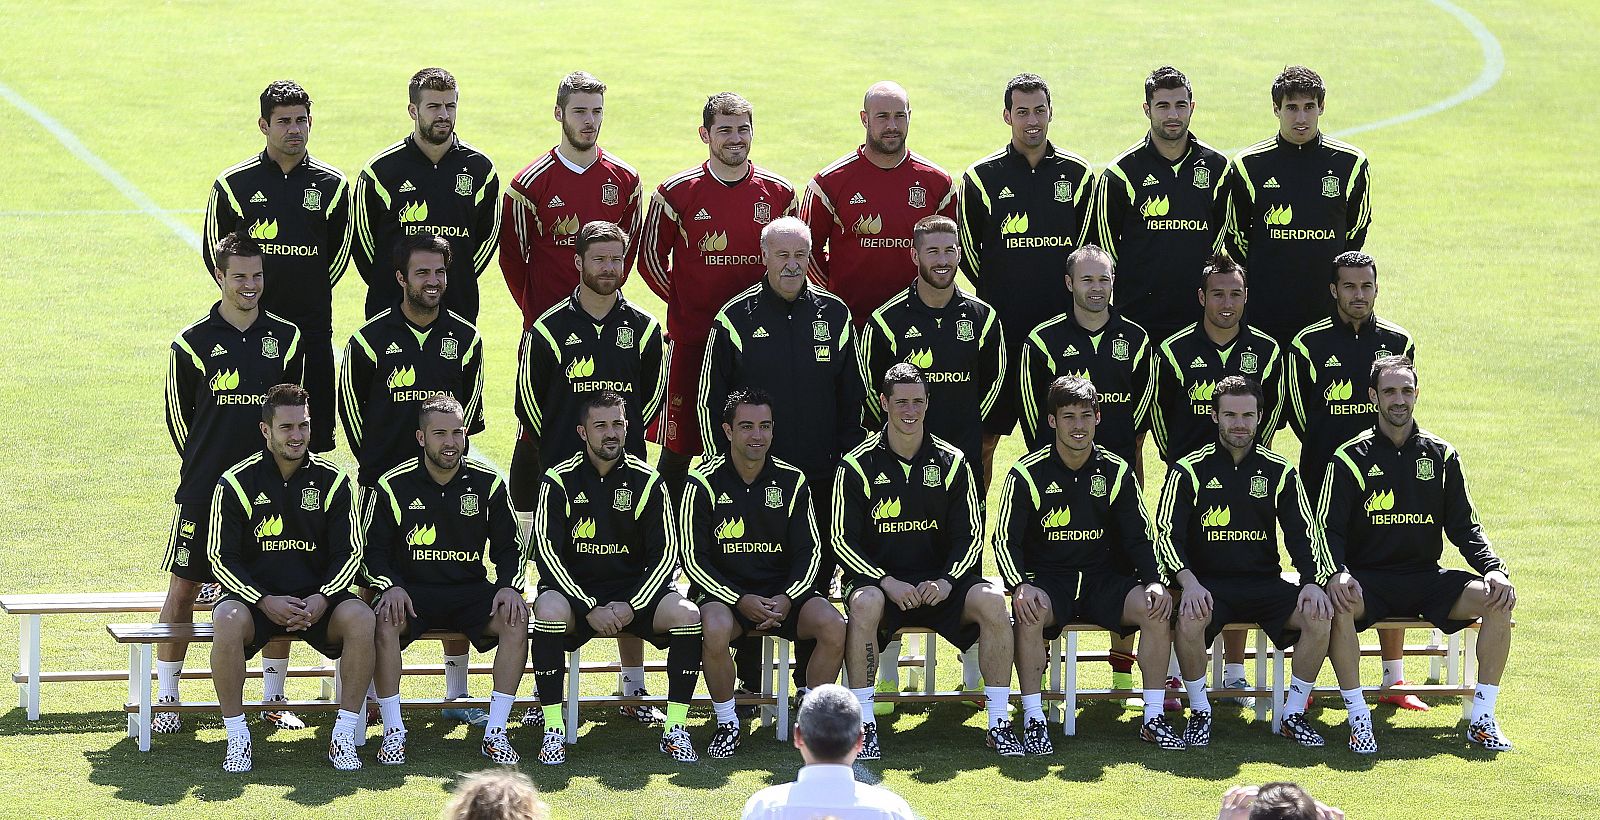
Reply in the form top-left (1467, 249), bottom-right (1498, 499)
top-left (663, 702), bottom-right (689, 733)
top-left (1112, 671), bottom-right (1135, 690)
top-left (542, 703), bottom-right (565, 733)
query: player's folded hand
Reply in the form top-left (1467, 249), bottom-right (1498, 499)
top-left (587, 606), bottom-right (622, 636)
top-left (1013, 583), bottom-right (1045, 626)
top-left (880, 577), bottom-right (919, 611)
top-left (1297, 584), bottom-right (1333, 621)
top-left (261, 595), bottom-right (306, 628)
top-left (1179, 581), bottom-right (1212, 621)
top-left (1483, 571), bottom-right (1515, 613)
top-left (1145, 583), bottom-right (1173, 621)
top-left (493, 588), bottom-right (529, 626)
top-left (1325, 573), bottom-right (1361, 613)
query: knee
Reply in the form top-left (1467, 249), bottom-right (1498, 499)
top-left (701, 608), bottom-right (735, 646)
top-left (667, 599), bottom-right (701, 629)
top-left (848, 588), bottom-right (884, 622)
top-left (1176, 613), bottom-right (1209, 637)
top-left (975, 589), bottom-right (1009, 626)
top-left (819, 612), bottom-right (846, 646)
top-left (340, 600), bottom-right (376, 630)
top-left (532, 593), bottom-right (568, 623)
top-left (1302, 616), bottom-right (1332, 639)
top-left (169, 576), bottom-right (201, 598)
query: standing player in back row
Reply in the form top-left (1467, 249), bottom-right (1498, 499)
top-left (803, 81), bottom-right (958, 326)
top-left (960, 72), bottom-right (1095, 477)
top-left (639, 92), bottom-right (797, 496)
top-left (203, 80), bottom-right (350, 456)
top-left (1222, 65), bottom-right (1371, 347)
top-left (354, 67), bottom-right (500, 321)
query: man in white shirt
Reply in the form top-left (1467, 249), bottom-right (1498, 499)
top-left (741, 685), bottom-right (917, 820)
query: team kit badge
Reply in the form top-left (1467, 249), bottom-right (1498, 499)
top-left (600, 182), bottom-right (619, 206)
top-left (455, 173), bottom-right (474, 196)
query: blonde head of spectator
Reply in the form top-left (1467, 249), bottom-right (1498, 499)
top-left (442, 770), bottom-right (549, 820)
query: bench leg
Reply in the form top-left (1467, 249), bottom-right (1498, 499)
top-left (923, 635), bottom-right (936, 695)
top-left (776, 639), bottom-right (790, 741)
top-left (1210, 633), bottom-right (1222, 688)
top-left (136, 644), bottom-right (153, 752)
top-left (565, 647), bottom-right (580, 745)
top-left (1063, 632), bottom-right (1078, 736)
top-left (758, 637), bottom-right (774, 731)
top-left (1461, 628), bottom-right (1478, 713)
top-left (22, 614), bottom-right (39, 720)
top-left (1429, 628), bottom-right (1444, 683)
top-left (1446, 630), bottom-right (1461, 688)
top-left (961, 642), bottom-right (981, 691)
top-left (1046, 636), bottom-right (1062, 724)
top-left (322, 655), bottom-right (338, 701)
top-left (1271, 646), bottom-right (1286, 735)
top-left (1253, 631), bottom-right (1269, 724)
top-left (127, 644), bottom-right (139, 739)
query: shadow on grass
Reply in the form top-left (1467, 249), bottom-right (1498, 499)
top-left (0, 708), bottom-right (131, 735)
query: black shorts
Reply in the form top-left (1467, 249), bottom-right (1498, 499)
top-left (302, 333), bottom-right (337, 453)
top-left (851, 577), bottom-right (985, 652)
top-left (223, 590), bottom-right (361, 660)
top-left (163, 500), bottom-right (215, 583)
top-left (394, 582), bottom-right (505, 652)
top-left (1028, 571), bottom-right (1140, 639)
top-left (539, 587), bottom-right (675, 651)
top-left (1199, 576), bottom-right (1303, 650)
top-left (1352, 567), bottom-right (1478, 634)
top-left (695, 591), bottom-right (825, 642)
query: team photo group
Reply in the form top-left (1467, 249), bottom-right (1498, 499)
top-left (159, 61), bottom-right (1519, 777)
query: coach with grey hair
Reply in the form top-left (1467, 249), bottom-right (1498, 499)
top-left (740, 685), bottom-right (917, 819)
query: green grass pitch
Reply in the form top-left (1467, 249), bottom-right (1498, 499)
top-left (1, 1), bottom-right (1596, 817)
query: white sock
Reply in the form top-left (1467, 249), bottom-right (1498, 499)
top-left (261, 658), bottom-right (287, 700)
top-left (1143, 689), bottom-right (1164, 722)
top-left (1382, 658), bottom-right (1404, 687)
top-left (223, 713), bottom-right (249, 740)
top-left (1471, 682), bottom-right (1500, 722)
top-left (984, 686), bottom-right (1010, 729)
top-left (1020, 692), bottom-right (1046, 724)
top-left (444, 654), bottom-right (470, 700)
top-left (621, 666), bottom-right (646, 696)
top-left (1341, 687), bottom-right (1370, 722)
top-left (1286, 676), bottom-right (1315, 715)
top-left (1224, 662), bottom-right (1246, 684)
top-left (1184, 677), bottom-right (1211, 713)
top-left (378, 694), bottom-right (404, 734)
top-left (156, 659), bottom-right (183, 700)
top-left (333, 708), bottom-right (361, 739)
top-left (878, 642), bottom-right (901, 687)
top-left (713, 698), bottom-right (738, 725)
top-left (852, 686), bottom-right (876, 726)
top-left (487, 691), bottom-right (516, 734)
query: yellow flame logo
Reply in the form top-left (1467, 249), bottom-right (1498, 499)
top-left (399, 201), bottom-right (430, 223)
top-left (1188, 380), bottom-right (1216, 401)
top-left (1364, 490), bottom-right (1395, 513)
top-left (1324, 380), bottom-right (1353, 401)
top-left (571, 518), bottom-right (596, 539)
top-left (1201, 505), bottom-right (1232, 527)
top-left (1264, 204), bottom-right (1293, 226)
top-left (1139, 196), bottom-right (1170, 218)
top-left (565, 356), bottom-right (595, 379)
top-left (715, 518), bottom-right (746, 540)
top-left (852, 214), bottom-right (883, 235)
top-left (210, 369), bottom-right (240, 392)
top-left (248, 219), bottom-right (279, 240)
top-left (1000, 212), bottom-right (1030, 235)
top-left (406, 524), bottom-right (437, 546)
top-left (253, 515), bottom-right (283, 538)
top-left (905, 349), bottom-right (933, 369)
top-left (698, 231), bottom-right (728, 252)
top-left (1041, 507), bottom-right (1071, 528)
top-left (387, 366), bottom-right (416, 389)
top-left (552, 214), bottom-right (580, 236)
top-left (871, 498), bottom-right (902, 520)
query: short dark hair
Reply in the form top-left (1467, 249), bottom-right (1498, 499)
top-left (213, 232), bottom-right (263, 275)
top-left (556, 70), bottom-right (605, 109)
top-left (912, 214), bottom-right (958, 247)
top-left (1200, 253), bottom-right (1248, 289)
top-left (1247, 782), bottom-right (1320, 820)
top-left (702, 92), bottom-right (753, 129)
top-left (1065, 244), bottom-right (1113, 280)
top-left (795, 685), bottom-right (862, 762)
top-left (418, 394), bottom-right (464, 430)
top-left (580, 390), bottom-right (627, 422)
top-left (1271, 65), bottom-right (1325, 106)
top-left (1331, 250), bottom-right (1377, 283)
top-left (722, 387), bottom-right (774, 426)
top-left (1370, 354), bottom-right (1417, 389)
top-left (880, 362), bottom-right (926, 396)
top-left (1213, 375), bottom-right (1263, 413)
top-left (259, 80), bottom-right (311, 120)
top-left (576, 221), bottom-right (629, 257)
top-left (409, 67), bottom-right (457, 105)
top-left (1004, 73), bottom-right (1050, 109)
top-left (394, 234), bottom-right (452, 274)
top-left (1144, 65), bottom-right (1192, 102)
top-left (262, 383), bottom-right (309, 424)
top-left (1047, 375), bottom-right (1098, 414)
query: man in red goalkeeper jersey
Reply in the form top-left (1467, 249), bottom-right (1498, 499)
top-left (638, 92), bottom-right (797, 495)
top-left (801, 81), bottom-right (958, 326)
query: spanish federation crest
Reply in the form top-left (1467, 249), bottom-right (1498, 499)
top-left (753, 201), bottom-right (772, 224)
top-left (616, 326), bottom-right (635, 349)
top-left (812, 320), bottom-right (831, 342)
top-left (302, 187), bottom-right (322, 212)
top-left (1111, 338), bottom-right (1130, 362)
top-left (600, 182), bottom-right (620, 206)
top-left (613, 488), bottom-right (633, 511)
top-left (455, 173), bottom-right (474, 197)
top-left (1250, 475), bottom-right (1269, 499)
top-left (1089, 474), bottom-right (1108, 498)
top-left (955, 319), bottom-right (975, 342)
top-left (908, 184), bottom-right (927, 209)
top-left (1415, 458), bottom-right (1435, 481)
top-left (1193, 166), bottom-right (1211, 189)
top-left (459, 493), bottom-right (479, 516)
top-left (260, 336), bottom-right (280, 359)
top-left (923, 464), bottom-right (941, 487)
top-left (1239, 351), bottom-right (1259, 375)
top-left (765, 486), bottom-right (783, 509)
top-left (440, 337), bottom-right (459, 360)
top-left (175, 547), bottom-right (191, 566)
top-left (300, 487), bottom-right (321, 511)
top-left (1321, 175), bottom-right (1340, 198)
top-left (1054, 179), bottom-right (1072, 203)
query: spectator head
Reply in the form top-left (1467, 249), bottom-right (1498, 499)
top-left (440, 769), bottom-right (548, 820)
top-left (793, 684), bottom-right (863, 765)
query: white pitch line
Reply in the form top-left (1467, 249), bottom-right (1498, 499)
top-left (0, 80), bottom-right (201, 251)
top-left (0, 209), bottom-right (203, 217)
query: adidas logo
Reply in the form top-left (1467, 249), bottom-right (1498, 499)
top-left (1367, 464), bottom-right (1384, 477)
top-left (409, 498), bottom-right (426, 510)
top-left (548, 195), bottom-right (565, 208)
top-left (254, 492), bottom-right (271, 505)
top-left (717, 492), bottom-right (733, 504)
top-left (997, 187), bottom-right (1014, 199)
top-left (1063, 344), bottom-right (1080, 356)
top-left (1205, 478), bottom-right (1222, 490)
top-left (385, 342), bottom-right (403, 354)
top-left (849, 192), bottom-right (866, 205)
top-left (398, 180), bottom-right (416, 193)
top-left (1142, 174), bottom-right (1159, 186)
top-left (564, 333), bottom-right (582, 345)
top-left (904, 327), bottom-right (922, 339)
top-left (694, 208), bottom-right (711, 221)
top-left (573, 492), bottom-right (588, 503)
top-left (209, 344), bottom-right (227, 357)
top-left (250, 191), bottom-right (266, 203)
top-left (753, 327), bottom-right (769, 338)
top-left (1190, 356), bottom-right (1207, 368)
top-left (1045, 481), bottom-right (1061, 493)
top-left (873, 473), bottom-right (890, 485)
top-left (1264, 177), bottom-right (1280, 189)
top-left (1324, 355), bottom-right (1342, 368)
